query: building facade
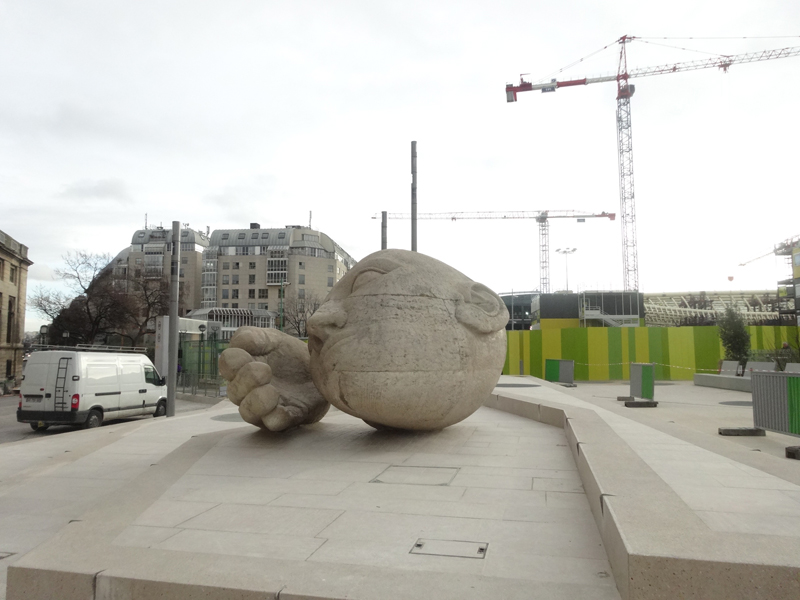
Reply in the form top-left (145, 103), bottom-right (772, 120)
top-left (0, 230), bottom-right (32, 383)
top-left (121, 226), bottom-right (209, 316)
top-left (197, 224), bottom-right (356, 338)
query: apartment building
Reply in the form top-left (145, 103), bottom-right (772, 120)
top-left (122, 226), bottom-right (209, 315)
top-left (0, 229), bottom-right (32, 382)
top-left (195, 224), bottom-right (356, 337)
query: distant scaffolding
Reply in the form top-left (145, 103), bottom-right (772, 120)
top-left (644, 291), bottom-right (780, 327)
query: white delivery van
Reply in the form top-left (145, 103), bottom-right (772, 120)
top-left (18, 350), bottom-right (167, 431)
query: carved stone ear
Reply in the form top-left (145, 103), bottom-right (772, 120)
top-left (456, 283), bottom-right (510, 334)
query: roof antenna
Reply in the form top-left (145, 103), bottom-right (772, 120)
top-left (309, 211), bottom-right (312, 229)
top-left (144, 213), bottom-right (148, 230)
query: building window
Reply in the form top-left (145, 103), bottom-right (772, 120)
top-left (232, 303), bottom-right (238, 308)
top-left (9, 266), bottom-right (17, 284)
top-left (232, 289), bottom-right (239, 299)
top-left (223, 262), bottom-right (230, 270)
top-left (248, 274), bottom-right (255, 284)
top-left (298, 261), bottom-right (305, 270)
top-left (179, 268), bottom-right (185, 278)
top-left (302, 234), bottom-right (319, 242)
top-left (258, 289), bottom-right (268, 298)
top-left (328, 277), bottom-right (334, 287)
top-left (249, 262), bottom-right (256, 269)
top-left (270, 250), bottom-right (285, 258)
top-left (258, 302), bottom-right (268, 309)
top-left (135, 258), bottom-right (143, 265)
top-left (298, 274), bottom-right (305, 285)
top-left (222, 233), bottom-right (229, 240)
top-left (233, 262), bottom-right (240, 269)
top-left (248, 302), bottom-right (255, 309)
top-left (261, 232), bottom-right (269, 239)
top-left (181, 257), bottom-right (188, 264)
top-left (278, 232), bottom-right (286, 239)
top-left (250, 232), bottom-right (258, 239)
top-left (0, 259), bottom-right (4, 279)
top-left (222, 289), bottom-right (229, 299)
top-left (237, 233), bottom-right (246, 240)
top-left (297, 288), bottom-right (305, 299)
top-left (328, 264), bottom-right (334, 272)
top-left (235, 246), bottom-right (250, 255)
top-left (248, 289), bottom-right (255, 299)
top-left (232, 275), bottom-right (239, 285)
top-left (222, 275), bottom-right (229, 285)
top-left (222, 303), bottom-right (229, 308)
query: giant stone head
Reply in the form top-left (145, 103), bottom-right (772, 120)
top-left (306, 249), bottom-right (508, 431)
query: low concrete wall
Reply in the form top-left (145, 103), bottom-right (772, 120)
top-left (693, 373), bottom-right (751, 393)
top-left (485, 389), bottom-right (800, 600)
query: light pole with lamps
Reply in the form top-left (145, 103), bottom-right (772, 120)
top-left (280, 280), bottom-right (291, 332)
top-left (555, 248), bottom-right (577, 292)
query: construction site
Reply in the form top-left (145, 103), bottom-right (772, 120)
top-left (376, 37), bottom-right (800, 382)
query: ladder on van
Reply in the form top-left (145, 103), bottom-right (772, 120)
top-left (54, 357), bottom-right (70, 411)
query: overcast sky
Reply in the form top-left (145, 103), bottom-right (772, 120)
top-left (2, 1), bottom-right (799, 331)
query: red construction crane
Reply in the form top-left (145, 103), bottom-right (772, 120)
top-left (375, 210), bottom-right (615, 293)
top-left (506, 37), bottom-right (800, 292)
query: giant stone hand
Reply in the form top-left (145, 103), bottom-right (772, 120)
top-left (219, 327), bottom-right (329, 431)
top-left (219, 249), bottom-right (508, 432)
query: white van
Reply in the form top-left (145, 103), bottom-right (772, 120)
top-left (17, 350), bottom-right (168, 431)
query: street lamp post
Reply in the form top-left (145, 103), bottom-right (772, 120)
top-left (198, 324), bottom-right (206, 379)
top-left (555, 248), bottom-right (577, 292)
top-left (280, 280), bottom-right (291, 332)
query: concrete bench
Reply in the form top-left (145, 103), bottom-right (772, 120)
top-left (718, 360), bottom-right (740, 376)
top-left (744, 361), bottom-right (777, 378)
top-left (784, 363), bottom-right (800, 374)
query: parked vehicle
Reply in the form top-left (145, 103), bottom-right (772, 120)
top-left (17, 350), bottom-right (167, 431)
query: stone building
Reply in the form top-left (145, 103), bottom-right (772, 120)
top-left (0, 230), bottom-right (32, 383)
top-left (120, 226), bottom-right (209, 316)
top-left (195, 224), bottom-right (356, 338)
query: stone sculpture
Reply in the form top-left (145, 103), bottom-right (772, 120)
top-left (219, 249), bottom-right (509, 432)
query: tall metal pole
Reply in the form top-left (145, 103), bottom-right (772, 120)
top-left (411, 141), bottom-right (417, 251)
top-left (381, 211), bottom-right (387, 250)
top-left (167, 221), bottom-right (181, 417)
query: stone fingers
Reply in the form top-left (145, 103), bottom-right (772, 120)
top-left (226, 361), bottom-right (273, 406)
top-left (229, 326), bottom-right (276, 357)
top-left (239, 385), bottom-right (281, 427)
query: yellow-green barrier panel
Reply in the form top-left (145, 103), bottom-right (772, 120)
top-left (503, 325), bottom-right (799, 381)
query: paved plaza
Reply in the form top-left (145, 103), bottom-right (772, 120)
top-left (0, 378), bottom-right (798, 599)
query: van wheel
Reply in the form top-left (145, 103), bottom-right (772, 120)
top-left (83, 410), bottom-right (103, 429)
top-left (154, 401), bottom-right (167, 417)
top-left (30, 423), bottom-right (50, 432)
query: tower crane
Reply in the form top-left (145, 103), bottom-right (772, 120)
top-left (374, 210), bottom-right (615, 293)
top-left (507, 37), bottom-right (800, 292)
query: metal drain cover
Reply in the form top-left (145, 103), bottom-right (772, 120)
top-left (372, 466), bottom-right (458, 486)
top-left (410, 539), bottom-right (488, 559)
top-left (719, 401), bottom-right (753, 407)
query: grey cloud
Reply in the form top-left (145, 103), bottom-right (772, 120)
top-left (59, 178), bottom-right (130, 202)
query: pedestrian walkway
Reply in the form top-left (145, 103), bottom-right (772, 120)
top-left (2, 380), bottom-right (799, 599)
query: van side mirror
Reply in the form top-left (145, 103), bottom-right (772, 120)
top-left (159, 376), bottom-right (166, 386)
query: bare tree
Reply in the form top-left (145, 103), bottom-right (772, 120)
top-left (111, 274), bottom-right (172, 346)
top-left (282, 292), bottom-right (323, 338)
top-left (28, 286), bottom-right (72, 321)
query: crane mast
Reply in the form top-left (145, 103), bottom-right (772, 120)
top-left (616, 36), bottom-right (638, 291)
top-left (375, 210), bottom-right (615, 293)
top-left (506, 37), bottom-right (800, 292)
